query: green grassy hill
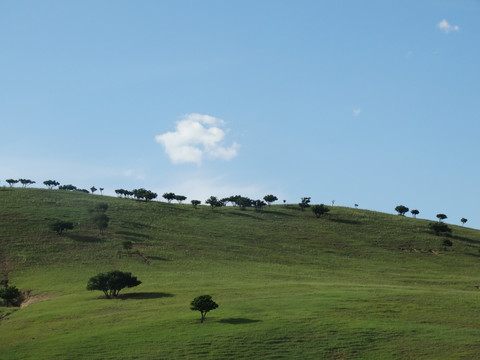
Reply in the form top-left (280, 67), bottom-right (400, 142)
top-left (1, 188), bottom-right (480, 359)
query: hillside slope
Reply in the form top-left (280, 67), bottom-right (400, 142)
top-left (1, 188), bottom-right (480, 359)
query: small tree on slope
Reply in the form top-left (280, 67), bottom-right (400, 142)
top-left (190, 295), bottom-right (219, 323)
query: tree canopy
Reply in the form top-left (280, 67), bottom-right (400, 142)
top-left (395, 205), bottom-right (409, 216)
top-left (190, 295), bottom-right (219, 323)
top-left (299, 197), bottom-right (311, 211)
top-left (50, 221), bottom-right (74, 235)
top-left (43, 180), bottom-right (60, 189)
top-left (86, 270), bottom-right (141, 298)
top-left (429, 222), bottom-right (452, 236)
top-left (436, 214), bottom-right (447, 222)
top-left (263, 194), bottom-right (278, 206)
top-left (0, 285), bottom-right (22, 307)
top-left (206, 196), bottom-right (223, 209)
top-left (312, 204), bottom-right (330, 218)
top-left (163, 192), bottom-right (176, 203)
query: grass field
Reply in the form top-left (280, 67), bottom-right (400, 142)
top-left (1, 187), bottom-right (480, 359)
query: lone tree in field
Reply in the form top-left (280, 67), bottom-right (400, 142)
top-left (191, 200), bottom-right (201, 209)
top-left (263, 194), bottom-right (278, 206)
top-left (90, 186), bottom-right (97, 194)
top-left (411, 209), bottom-right (419, 218)
top-left (395, 205), bottom-right (409, 216)
top-left (0, 285), bottom-right (22, 307)
top-left (312, 204), bottom-right (330, 218)
top-left (50, 221), bottom-right (74, 235)
top-left (190, 295), bottom-right (218, 323)
top-left (461, 218), bottom-right (468, 226)
top-left (436, 213), bottom-right (447, 222)
top-left (87, 270), bottom-right (141, 298)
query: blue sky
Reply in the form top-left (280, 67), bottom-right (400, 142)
top-left (1, 1), bottom-right (479, 228)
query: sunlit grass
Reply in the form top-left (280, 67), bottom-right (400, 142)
top-left (1, 188), bottom-right (480, 359)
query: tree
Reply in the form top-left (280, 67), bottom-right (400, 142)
top-left (442, 239), bottom-right (453, 247)
top-left (163, 192), bottom-right (176, 203)
top-left (99, 187), bottom-right (104, 195)
top-left (191, 200), bottom-right (201, 209)
top-left (133, 188), bottom-right (157, 202)
top-left (174, 195), bottom-right (187, 204)
top-left (234, 196), bottom-right (252, 210)
top-left (411, 209), bottom-right (419, 218)
top-left (253, 199), bottom-right (266, 211)
top-left (122, 241), bottom-right (133, 252)
top-left (86, 270), bottom-right (141, 298)
top-left (395, 205), bottom-right (409, 216)
top-left (93, 213), bottom-right (110, 234)
top-left (115, 189), bottom-right (126, 197)
top-left (190, 295), bottom-right (218, 323)
top-left (299, 197), bottom-right (311, 211)
top-left (263, 195), bottom-right (278, 206)
top-left (429, 222), bottom-right (452, 236)
top-left (312, 204), bottom-right (330, 218)
top-left (0, 285), bottom-right (21, 307)
top-left (43, 180), bottom-right (60, 189)
top-left (50, 221), bottom-right (74, 235)
top-left (6, 179), bottom-right (18, 187)
top-left (222, 195), bottom-right (241, 206)
top-left (205, 196), bottom-right (223, 209)
top-left (436, 214), bottom-right (447, 222)
top-left (90, 186), bottom-right (97, 194)
top-left (94, 203), bottom-right (109, 212)
top-left (59, 184), bottom-right (77, 191)
top-left (461, 218), bottom-right (468, 226)
top-left (19, 179), bottom-right (35, 187)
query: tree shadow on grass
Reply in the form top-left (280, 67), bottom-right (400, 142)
top-left (226, 211), bottom-right (261, 220)
top-left (262, 210), bottom-right (294, 217)
top-left (453, 235), bottom-right (480, 245)
top-left (118, 292), bottom-right (174, 300)
top-left (328, 218), bottom-right (361, 225)
top-left (68, 234), bottom-right (104, 243)
top-left (147, 255), bottom-right (170, 261)
top-left (116, 230), bottom-right (150, 239)
top-left (218, 318), bottom-right (262, 325)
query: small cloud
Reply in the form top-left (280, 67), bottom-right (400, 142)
top-left (353, 108), bottom-right (361, 117)
top-left (155, 113), bottom-right (240, 165)
top-left (437, 19), bottom-right (459, 34)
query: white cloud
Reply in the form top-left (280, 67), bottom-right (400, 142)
top-left (437, 19), bottom-right (459, 34)
top-left (353, 108), bottom-right (361, 116)
top-left (155, 113), bottom-right (240, 165)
